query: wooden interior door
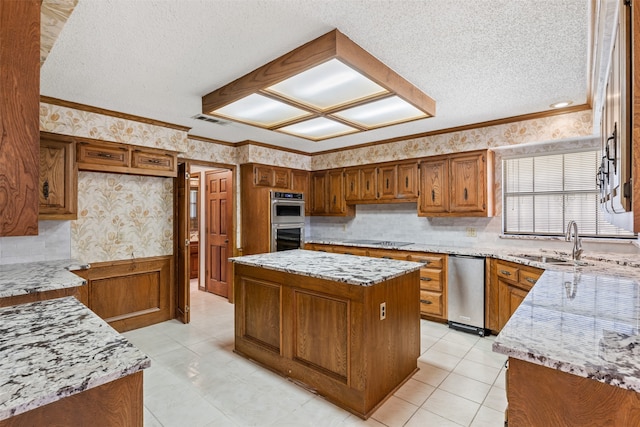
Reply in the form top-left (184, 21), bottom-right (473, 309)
top-left (205, 169), bottom-right (233, 297)
top-left (175, 163), bottom-right (190, 323)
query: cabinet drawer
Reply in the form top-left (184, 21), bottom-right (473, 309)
top-left (419, 268), bottom-right (443, 291)
top-left (420, 290), bottom-right (443, 316)
top-left (408, 254), bottom-right (444, 268)
top-left (368, 249), bottom-right (410, 260)
top-left (519, 270), bottom-right (540, 290)
top-left (77, 143), bottom-right (129, 167)
top-left (496, 263), bottom-right (518, 282)
top-left (131, 150), bottom-right (175, 173)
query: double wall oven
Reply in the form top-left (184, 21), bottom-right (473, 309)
top-left (270, 191), bottom-right (305, 252)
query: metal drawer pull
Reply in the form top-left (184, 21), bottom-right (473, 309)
top-left (145, 158), bottom-right (161, 164)
top-left (525, 277), bottom-right (536, 284)
top-left (43, 179), bottom-right (49, 200)
top-left (500, 270), bottom-right (512, 276)
top-left (405, 176), bottom-right (409, 187)
top-left (382, 256), bottom-right (392, 259)
top-left (420, 299), bottom-right (432, 304)
top-left (431, 189), bottom-right (435, 202)
top-left (420, 277), bottom-right (432, 281)
top-left (464, 187), bottom-right (468, 200)
top-left (97, 152), bottom-right (114, 159)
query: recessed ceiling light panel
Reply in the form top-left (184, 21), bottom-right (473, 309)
top-left (266, 59), bottom-right (388, 110)
top-left (333, 96), bottom-right (429, 128)
top-left (277, 117), bottom-right (358, 140)
top-left (213, 93), bottom-right (311, 127)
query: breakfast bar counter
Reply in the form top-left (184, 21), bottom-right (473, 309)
top-left (231, 250), bottom-right (422, 419)
top-left (0, 297), bottom-right (150, 426)
top-left (493, 269), bottom-right (640, 425)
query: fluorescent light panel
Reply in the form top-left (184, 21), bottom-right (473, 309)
top-left (278, 117), bottom-right (358, 140)
top-left (332, 96), bottom-right (428, 128)
top-left (213, 93), bottom-right (311, 127)
top-left (266, 59), bottom-right (388, 110)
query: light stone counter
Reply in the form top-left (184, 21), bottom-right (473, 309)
top-left (0, 259), bottom-right (89, 298)
top-left (231, 249), bottom-right (422, 286)
top-left (0, 296), bottom-right (150, 421)
top-left (493, 270), bottom-right (640, 391)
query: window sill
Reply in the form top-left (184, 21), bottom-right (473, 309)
top-left (500, 234), bottom-right (638, 246)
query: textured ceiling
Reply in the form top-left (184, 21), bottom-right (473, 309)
top-left (41, 0), bottom-right (591, 153)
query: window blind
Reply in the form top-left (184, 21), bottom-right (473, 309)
top-left (503, 150), bottom-right (635, 238)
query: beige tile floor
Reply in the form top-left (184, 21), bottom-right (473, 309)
top-left (123, 281), bottom-right (508, 426)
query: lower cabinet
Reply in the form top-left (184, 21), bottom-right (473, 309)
top-left (486, 258), bottom-right (543, 333)
top-left (190, 241), bottom-right (199, 279)
top-left (0, 285), bottom-right (88, 309)
top-left (75, 256), bottom-right (174, 332)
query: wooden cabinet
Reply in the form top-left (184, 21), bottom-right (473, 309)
top-left (310, 170), bottom-right (354, 216)
top-left (343, 161), bottom-right (418, 205)
top-left (74, 256), bottom-right (173, 332)
top-left (486, 258), bottom-right (542, 333)
top-left (190, 241), bottom-right (199, 279)
top-left (418, 150), bottom-right (494, 217)
top-left (76, 139), bottom-right (178, 177)
top-left (0, 284), bottom-right (88, 309)
top-left (234, 262), bottom-right (420, 419)
top-left (407, 253), bottom-right (447, 321)
top-left (39, 133), bottom-right (77, 220)
top-left (290, 169), bottom-right (310, 214)
top-left (252, 164), bottom-right (296, 190)
top-left (0, 0), bottom-right (40, 236)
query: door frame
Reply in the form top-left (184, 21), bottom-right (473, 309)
top-left (174, 160), bottom-right (237, 323)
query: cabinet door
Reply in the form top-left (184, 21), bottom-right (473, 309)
top-left (310, 172), bottom-right (328, 214)
top-left (377, 165), bottom-right (397, 199)
top-left (344, 168), bottom-right (360, 202)
top-left (360, 167), bottom-right (377, 201)
top-left (418, 159), bottom-right (449, 215)
top-left (77, 142), bottom-right (129, 168)
top-left (397, 162), bottom-right (419, 199)
top-left (254, 165), bottom-right (274, 187)
top-left (291, 170), bottom-right (310, 215)
top-left (497, 278), bottom-right (528, 330)
top-left (450, 152), bottom-right (486, 213)
top-left (39, 138), bottom-right (77, 220)
top-left (273, 168), bottom-right (290, 188)
top-left (327, 170), bottom-right (345, 214)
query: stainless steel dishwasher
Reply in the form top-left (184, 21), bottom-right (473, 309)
top-left (447, 255), bottom-right (486, 336)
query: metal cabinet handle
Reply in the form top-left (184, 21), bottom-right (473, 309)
top-left (333, 195), bottom-right (336, 205)
top-left (500, 270), bottom-right (512, 276)
top-left (464, 188), bottom-right (468, 200)
top-left (97, 152), bottom-right (114, 159)
top-left (350, 182), bottom-right (354, 192)
top-left (43, 179), bottom-right (49, 200)
top-left (382, 256), bottom-right (392, 259)
top-left (418, 260), bottom-right (429, 265)
top-left (405, 176), bottom-right (409, 188)
top-left (386, 178), bottom-right (389, 189)
top-left (431, 189), bottom-right (435, 202)
top-left (420, 277), bottom-right (432, 281)
top-left (420, 299), bottom-right (432, 304)
top-left (525, 277), bottom-right (536, 284)
top-left (366, 181), bottom-right (369, 190)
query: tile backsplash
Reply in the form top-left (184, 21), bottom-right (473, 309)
top-left (0, 221), bottom-right (71, 265)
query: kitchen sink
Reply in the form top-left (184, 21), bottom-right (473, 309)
top-left (344, 239), bottom-right (414, 247)
top-left (515, 254), bottom-right (574, 264)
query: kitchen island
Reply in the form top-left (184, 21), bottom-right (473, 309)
top-left (493, 269), bottom-right (640, 425)
top-left (0, 297), bottom-right (150, 426)
top-left (231, 249), bottom-right (422, 419)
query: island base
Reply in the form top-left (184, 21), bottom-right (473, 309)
top-left (234, 263), bottom-right (421, 419)
top-left (508, 357), bottom-right (640, 426)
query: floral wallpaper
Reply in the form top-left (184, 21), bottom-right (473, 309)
top-left (236, 143), bottom-right (310, 170)
top-left (71, 172), bottom-right (173, 263)
top-left (311, 110), bottom-right (593, 169)
top-left (41, 0), bottom-right (78, 66)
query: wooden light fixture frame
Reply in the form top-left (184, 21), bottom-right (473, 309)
top-left (201, 29), bottom-right (436, 139)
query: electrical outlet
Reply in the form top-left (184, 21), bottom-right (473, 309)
top-left (466, 227), bottom-right (477, 237)
top-left (380, 302), bottom-right (386, 320)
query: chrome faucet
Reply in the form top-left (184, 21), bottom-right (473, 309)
top-left (565, 220), bottom-right (583, 260)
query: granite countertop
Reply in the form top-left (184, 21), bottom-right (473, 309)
top-left (0, 259), bottom-right (90, 298)
top-left (305, 239), bottom-right (640, 280)
top-left (231, 249), bottom-right (422, 286)
top-left (492, 270), bottom-right (640, 392)
top-left (0, 297), bottom-right (150, 421)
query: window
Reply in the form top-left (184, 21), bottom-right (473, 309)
top-left (503, 150), bottom-right (635, 238)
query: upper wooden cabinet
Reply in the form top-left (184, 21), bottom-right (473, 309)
top-left (419, 150), bottom-right (494, 217)
top-left (77, 139), bottom-right (178, 177)
top-left (310, 170), bottom-right (354, 216)
top-left (291, 169), bottom-right (310, 215)
top-left (0, 0), bottom-right (40, 236)
top-left (343, 161), bottom-right (418, 205)
top-left (39, 133), bottom-right (77, 220)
